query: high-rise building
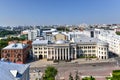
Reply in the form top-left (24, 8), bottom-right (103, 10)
top-left (28, 29), bottom-right (40, 41)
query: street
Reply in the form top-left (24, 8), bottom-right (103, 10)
top-left (29, 59), bottom-right (120, 80)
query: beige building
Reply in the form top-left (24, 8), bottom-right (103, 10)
top-left (32, 38), bottom-right (108, 61)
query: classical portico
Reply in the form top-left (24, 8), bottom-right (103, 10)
top-left (47, 40), bottom-right (76, 61)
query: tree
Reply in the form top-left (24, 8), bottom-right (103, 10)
top-left (116, 32), bottom-right (120, 35)
top-left (0, 29), bottom-right (20, 37)
top-left (82, 76), bottom-right (95, 80)
top-left (75, 71), bottom-right (80, 80)
top-left (69, 72), bottom-right (74, 80)
top-left (106, 70), bottom-right (120, 80)
top-left (43, 66), bottom-right (58, 80)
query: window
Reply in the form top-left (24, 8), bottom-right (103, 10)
top-left (88, 46), bottom-right (91, 48)
top-left (44, 55), bottom-right (47, 58)
top-left (88, 50), bottom-right (91, 52)
top-left (92, 46), bottom-right (95, 48)
top-left (34, 52), bottom-right (37, 54)
top-left (34, 48), bottom-right (37, 50)
top-left (44, 51), bottom-right (47, 53)
top-left (102, 52), bottom-right (103, 54)
top-left (105, 56), bottom-right (106, 59)
top-left (92, 50), bottom-right (95, 52)
top-left (84, 47), bottom-right (87, 49)
top-left (84, 50), bottom-right (87, 53)
top-left (88, 54), bottom-right (91, 56)
top-left (44, 48), bottom-right (47, 50)
top-left (104, 52), bottom-right (106, 55)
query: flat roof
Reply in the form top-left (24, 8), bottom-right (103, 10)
top-left (32, 39), bottom-right (48, 45)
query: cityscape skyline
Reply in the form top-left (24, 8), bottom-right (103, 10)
top-left (0, 0), bottom-right (120, 26)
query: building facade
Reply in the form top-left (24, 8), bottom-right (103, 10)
top-left (1, 43), bottom-right (30, 64)
top-left (21, 29), bottom-right (40, 41)
top-left (28, 29), bottom-right (40, 41)
top-left (95, 29), bottom-right (120, 56)
top-left (32, 38), bottom-right (108, 61)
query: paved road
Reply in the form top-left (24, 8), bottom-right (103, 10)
top-left (30, 61), bottom-right (119, 80)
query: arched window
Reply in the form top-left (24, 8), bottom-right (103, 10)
top-left (17, 54), bottom-right (21, 58)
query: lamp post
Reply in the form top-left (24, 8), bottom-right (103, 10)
top-left (35, 69), bottom-right (41, 80)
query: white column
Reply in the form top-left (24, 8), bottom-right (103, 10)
top-left (54, 48), bottom-right (56, 60)
top-left (62, 48), bottom-right (64, 60)
top-left (49, 50), bottom-right (53, 59)
top-left (47, 48), bottom-right (49, 59)
top-left (54, 48), bottom-right (55, 60)
top-left (68, 48), bottom-right (70, 60)
top-left (57, 48), bottom-right (58, 60)
top-left (74, 48), bottom-right (77, 59)
top-left (91, 46), bottom-right (92, 56)
top-left (71, 48), bottom-right (73, 59)
top-left (65, 48), bottom-right (67, 60)
top-left (59, 48), bottom-right (61, 60)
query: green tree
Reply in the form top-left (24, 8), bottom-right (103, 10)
top-left (0, 29), bottom-right (20, 37)
top-left (116, 32), bottom-right (120, 35)
top-left (56, 27), bottom-right (69, 32)
top-left (107, 70), bottom-right (120, 80)
top-left (75, 71), bottom-right (80, 80)
top-left (69, 72), bottom-right (74, 80)
top-left (82, 76), bottom-right (95, 80)
top-left (43, 66), bottom-right (57, 80)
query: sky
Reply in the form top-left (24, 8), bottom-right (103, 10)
top-left (0, 0), bottom-right (120, 26)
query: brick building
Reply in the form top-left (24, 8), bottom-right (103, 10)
top-left (1, 43), bottom-right (30, 64)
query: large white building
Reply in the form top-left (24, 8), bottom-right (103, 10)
top-left (95, 29), bottom-right (120, 56)
top-left (21, 29), bottom-right (40, 41)
top-left (28, 29), bottom-right (40, 41)
top-left (41, 28), bottom-right (57, 41)
top-left (0, 61), bottom-right (29, 80)
top-left (32, 34), bottom-right (109, 61)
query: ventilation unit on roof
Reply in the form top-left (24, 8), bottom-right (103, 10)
top-left (12, 44), bottom-right (17, 47)
top-left (10, 70), bottom-right (18, 77)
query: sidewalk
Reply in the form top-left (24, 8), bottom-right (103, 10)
top-left (71, 58), bottom-right (116, 64)
top-left (29, 58), bottom-right (116, 68)
top-left (29, 59), bottom-right (54, 68)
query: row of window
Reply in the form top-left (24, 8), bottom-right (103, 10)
top-left (34, 51), bottom-right (47, 54)
top-left (2, 50), bottom-right (22, 53)
top-left (99, 47), bottom-right (107, 50)
top-left (78, 46), bottom-right (96, 49)
top-left (34, 48), bottom-right (47, 50)
top-left (2, 53), bottom-right (22, 58)
top-left (80, 50), bottom-right (96, 53)
top-left (99, 51), bottom-right (107, 55)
